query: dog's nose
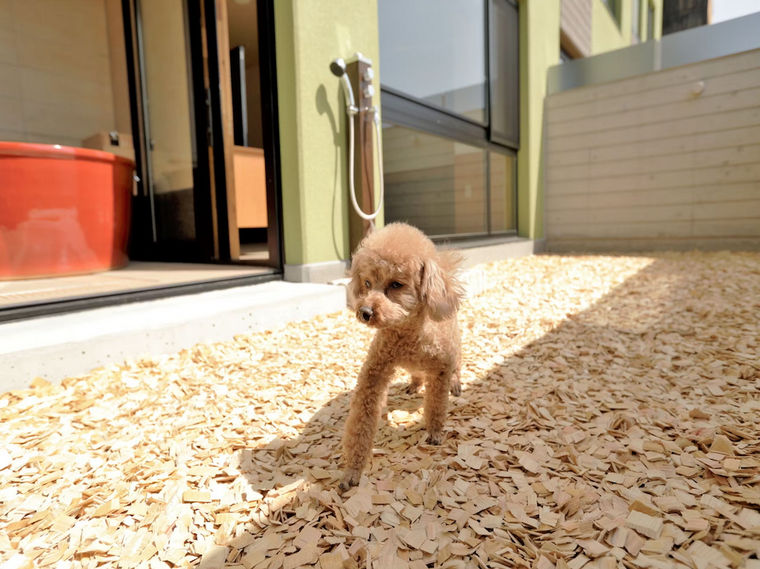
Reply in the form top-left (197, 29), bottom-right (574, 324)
top-left (359, 306), bottom-right (373, 322)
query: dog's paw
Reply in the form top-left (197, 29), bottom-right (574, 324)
top-left (425, 431), bottom-right (444, 445)
top-left (449, 379), bottom-right (461, 397)
top-left (339, 468), bottom-right (362, 491)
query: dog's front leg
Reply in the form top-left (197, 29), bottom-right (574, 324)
top-left (424, 367), bottom-right (452, 445)
top-left (340, 356), bottom-right (393, 490)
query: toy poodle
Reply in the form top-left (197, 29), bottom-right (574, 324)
top-left (340, 222), bottom-right (464, 489)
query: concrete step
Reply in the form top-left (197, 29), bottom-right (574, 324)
top-left (0, 281), bottom-right (346, 391)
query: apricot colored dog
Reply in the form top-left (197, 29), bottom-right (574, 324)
top-left (340, 222), bottom-right (464, 489)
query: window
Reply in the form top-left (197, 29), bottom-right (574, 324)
top-left (379, 0), bottom-right (487, 123)
top-left (379, 0), bottom-right (518, 239)
top-left (489, 151), bottom-right (517, 232)
top-left (489, 0), bottom-right (519, 147)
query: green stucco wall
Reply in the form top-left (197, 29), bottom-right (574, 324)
top-left (275, 0), bottom-right (381, 267)
top-left (592, 0), bottom-right (629, 51)
top-left (517, 0), bottom-right (560, 240)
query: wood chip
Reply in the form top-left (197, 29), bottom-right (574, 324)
top-left (577, 539), bottom-right (609, 558)
top-left (293, 526), bottom-right (322, 550)
top-left (319, 551), bottom-right (345, 569)
top-left (625, 510), bottom-right (663, 539)
top-left (182, 490), bottom-right (212, 503)
top-left (686, 541), bottom-right (732, 569)
top-left (283, 545), bottom-right (321, 569)
top-left (625, 530), bottom-right (647, 556)
top-left (709, 435), bottom-right (735, 456)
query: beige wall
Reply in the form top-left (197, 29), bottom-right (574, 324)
top-left (0, 0), bottom-right (130, 147)
top-left (544, 48), bottom-right (760, 251)
top-left (105, 0), bottom-right (131, 136)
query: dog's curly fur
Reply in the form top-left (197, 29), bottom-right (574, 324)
top-left (340, 222), bottom-right (464, 489)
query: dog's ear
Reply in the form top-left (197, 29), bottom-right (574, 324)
top-left (420, 257), bottom-right (463, 320)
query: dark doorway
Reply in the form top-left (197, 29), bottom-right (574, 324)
top-left (124, 0), bottom-right (282, 269)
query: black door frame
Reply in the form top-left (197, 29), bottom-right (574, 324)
top-left (257, 0), bottom-right (284, 270)
top-left (199, 0), bottom-right (230, 262)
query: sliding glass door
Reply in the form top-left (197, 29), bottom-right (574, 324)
top-left (129, 0), bottom-right (217, 261)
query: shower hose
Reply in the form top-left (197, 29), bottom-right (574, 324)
top-left (347, 105), bottom-right (384, 230)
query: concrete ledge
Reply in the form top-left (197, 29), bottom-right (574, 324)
top-left (284, 260), bottom-right (349, 283)
top-left (0, 281), bottom-right (346, 392)
top-left (456, 238), bottom-right (544, 269)
top-left (330, 238), bottom-right (541, 300)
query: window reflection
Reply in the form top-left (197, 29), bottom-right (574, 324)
top-left (379, 0), bottom-right (487, 123)
top-left (383, 125), bottom-right (487, 237)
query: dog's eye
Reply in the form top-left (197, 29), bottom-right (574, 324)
top-left (390, 281), bottom-right (403, 289)
top-left (364, 280), bottom-right (371, 289)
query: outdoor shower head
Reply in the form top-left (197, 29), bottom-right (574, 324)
top-left (330, 57), bottom-right (356, 111)
top-left (330, 58), bottom-right (347, 77)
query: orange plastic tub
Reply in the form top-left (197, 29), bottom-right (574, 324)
top-left (0, 142), bottom-right (134, 279)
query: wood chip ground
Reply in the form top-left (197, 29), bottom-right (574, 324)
top-left (2, 252), bottom-right (760, 569)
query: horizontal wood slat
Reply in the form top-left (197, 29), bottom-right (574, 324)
top-left (548, 124), bottom-right (760, 166)
top-left (549, 67), bottom-right (760, 124)
top-left (545, 49), bottom-right (760, 250)
top-left (548, 85), bottom-right (760, 138)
